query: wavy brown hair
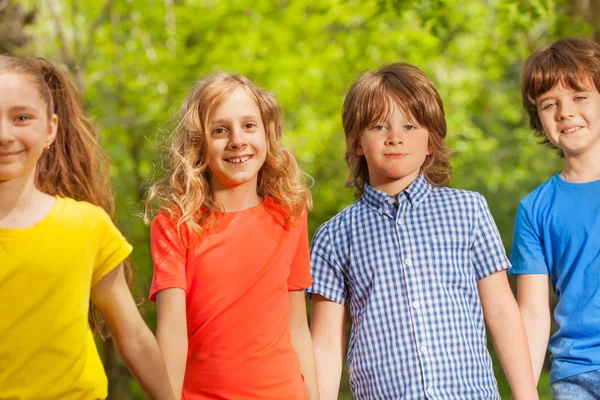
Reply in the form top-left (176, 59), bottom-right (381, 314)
top-left (342, 63), bottom-right (452, 197)
top-left (522, 37), bottom-right (600, 156)
top-left (0, 54), bottom-right (121, 336)
top-left (145, 73), bottom-right (312, 232)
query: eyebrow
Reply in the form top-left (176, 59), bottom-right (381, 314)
top-left (537, 89), bottom-right (594, 105)
top-left (211, 115), bottom-right (261, 125)
top-left (9, 105), bottom-right (38, 112)
top-left (536, 96), bottom-right (554, 105)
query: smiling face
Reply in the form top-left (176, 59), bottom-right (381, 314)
top-left (536, 81), bottom-right (600, 159)
top-left (206, 88), bottom-right (267, 193)
top-left (356, 98), bottom-right (431, 195)
top-left (0, 73), bottom-right (57, 184)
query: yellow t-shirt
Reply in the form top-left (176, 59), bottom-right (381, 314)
top-left (0, 197), bottom-right (133, 400)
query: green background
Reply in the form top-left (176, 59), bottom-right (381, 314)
top-left (4, 0), bottom-right (599, 398)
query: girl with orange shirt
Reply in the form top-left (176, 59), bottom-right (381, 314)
top-left (145, 73), bottom-right (319, 399)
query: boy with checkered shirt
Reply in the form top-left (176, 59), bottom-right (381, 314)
top-left (511, 38), bottom-right (600, 399)
top-left (307, 63), bottom-right (538, 400)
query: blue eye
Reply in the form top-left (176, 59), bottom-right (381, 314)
top-left (404, 125), bottom-right (416, 131)
top-left (373, 125), bottom-right (385, 131)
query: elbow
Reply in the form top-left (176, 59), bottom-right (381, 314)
top-left (519, 304), bottom-right (552, 332)
top-left (484, 300), bottom-right (523, 329)
top-left (114, 328), bottom-right (153, 362)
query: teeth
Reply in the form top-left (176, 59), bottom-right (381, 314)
top-left (227, 156), bottom-right (250, 163)
top-left (562, 127), bottom-right (580, 134)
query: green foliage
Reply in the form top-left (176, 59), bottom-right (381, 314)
top-left (17, 0), bottom-right (595, 398)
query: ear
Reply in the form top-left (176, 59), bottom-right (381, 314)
top-left (46, 114), bottom-right (58, 147)
top-left (427, 143), bottom-right (433, 155)
top-left (355, 139), bottom-right (364, 156)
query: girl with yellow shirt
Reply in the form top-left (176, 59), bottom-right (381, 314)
top-left (0, 55), bottom-right (174, 400)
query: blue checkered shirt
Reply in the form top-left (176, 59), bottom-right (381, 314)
top-left (307, 174), bottom-right (508, 399)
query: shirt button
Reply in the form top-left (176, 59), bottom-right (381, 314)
top-left (377, 208), bottom-right (383, 215)
top-left (412, 301), bottom-right (420, 309)
top-left (404, 258), bottom-right (412, 266)
top-left (387, 198), bottom-right (394, 205)
top-left (420, 345), bottom-right (428, 353)
top-left (397, 219), bottom-right (403, 226)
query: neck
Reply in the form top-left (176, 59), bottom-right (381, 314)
top-left (0, 172), bottom-right (55, 228)
top-left (212, 182), bottom-right (262, 212)
top-left (563, 151), bottom-right (600, 183)
top-left (0, 172), bottom-right (37, 218)
top-left (370, 171), bottom-right (420, 197)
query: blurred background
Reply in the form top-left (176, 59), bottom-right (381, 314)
top-left (4, 0), bottom-right (599, 398)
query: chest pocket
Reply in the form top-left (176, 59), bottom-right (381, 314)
top-left (427, 235), bottom-right (473, 286)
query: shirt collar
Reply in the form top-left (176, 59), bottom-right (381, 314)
top-left (361, 174), bottom-right (432, 211)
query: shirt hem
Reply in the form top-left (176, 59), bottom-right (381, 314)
top-left (551, 364), bottom-right (600, 383)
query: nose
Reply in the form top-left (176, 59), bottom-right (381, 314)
top-left (227, 127), bottom-right (247, 149)
top-left (0, 117), bottom-right (14, 145)
top-left (557, 102), bottom-right (575, 121)
top-left (385, 128), bottom-right (403, 145)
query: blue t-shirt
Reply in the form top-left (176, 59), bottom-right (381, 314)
top-left (510, 173), bottom-right (600, 383)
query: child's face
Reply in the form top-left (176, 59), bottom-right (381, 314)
top-left (0, 73), bottom-right (57, 184)
top-left (537, 81), bottom-right (600, 158)
top-left (206, 88), bottom-right (267, 193)
top-left (356, 100), bottom-right (431, 194)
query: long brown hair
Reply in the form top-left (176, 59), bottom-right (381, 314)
top-left (0, 54), bottom-right (117, 335)
top-left (145, 73), bottom-right (312, 232)
top-left (522, 37), bottom-right (600, 156)
top-left (342, 63), bottom-right (452, 197)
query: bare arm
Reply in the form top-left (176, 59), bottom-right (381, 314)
top-left (156, 288), bottom-right (188, 399)
top-left (516, 274), bottom-right (551, 384)
top-left (289, 291), bottom-right (320, 400)
top-left (478, 270), bottom-right (538, 400)
top-left (91, 264), bottom-right (175, 400)
top-left (310, 294), bottom-right (346, 400)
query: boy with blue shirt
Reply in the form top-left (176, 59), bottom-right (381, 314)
top-left (511, 37), bottom-right (600, 399)
top-left (308, 63), bottom-right (538, 400)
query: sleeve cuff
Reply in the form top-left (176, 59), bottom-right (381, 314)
top-left (305, 283), bottom-right (346, 305)
top-left (149, 278), bottom-right (187, 302)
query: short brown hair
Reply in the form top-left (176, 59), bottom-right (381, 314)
top-left (342, 62), bottom-right (451, 197)
top-left (522, 37), bottom-right (600, 153)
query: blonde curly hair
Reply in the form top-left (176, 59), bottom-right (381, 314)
top-left (145, 73), bottom-right (311, 232)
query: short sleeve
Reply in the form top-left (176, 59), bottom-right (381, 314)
top-left (509, 202), bottom-right (549, 275)
top-left (149, 212), bottom-right (188, 301)
top-left (471, 193), bottom-right (511, 281)
top-left (92, 207), bottom-right (133, 286)
top-left (287, 212), bottom-right (312, 291)
top-left (306, 222), bottom-right (347, 305)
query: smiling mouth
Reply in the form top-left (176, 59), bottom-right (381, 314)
top-left (0, 150), bottom-right (24, 157)
top-left (225, 155), bottom-right (253, 164)
top-left (561, 126), bottom-right (582, 134)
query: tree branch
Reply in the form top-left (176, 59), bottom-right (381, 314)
top-left (80, 0), bottom-right (115, 65)
top-left (46, 0), bottom-right (83, 90)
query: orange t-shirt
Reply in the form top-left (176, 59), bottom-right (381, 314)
top-left (150, 198), bottom-right (311, 400)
